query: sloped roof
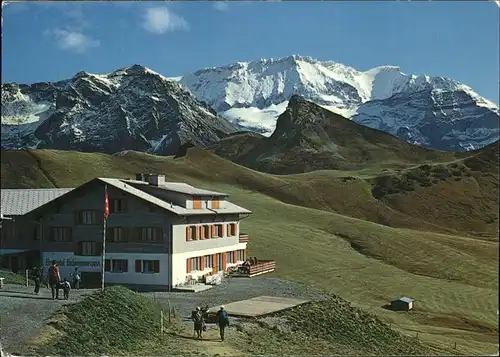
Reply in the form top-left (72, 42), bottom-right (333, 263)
top-left (123, 179), bottom-right (228, 196)
top-left (392, 297), bottom-right (415, 303)
top-left (101, 178), bottom-right (250, 216)
top-left (1, 188), bottom-right (74, 216)
top-left (2, 178), bottom-right (251, 217)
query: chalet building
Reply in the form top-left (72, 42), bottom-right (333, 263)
top-left (0, 174), bottom-right (251, 290)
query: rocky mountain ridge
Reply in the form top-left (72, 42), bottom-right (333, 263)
top-left (1, 64), bottom-right (238, 155)
top-left (177, 55), bottom-right (499, 151)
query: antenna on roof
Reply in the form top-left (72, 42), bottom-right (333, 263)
top-left (170, 202), bottom-right (173, 208)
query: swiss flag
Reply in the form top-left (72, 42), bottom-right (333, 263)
top-left (104, 185), bottom-right (110, 219)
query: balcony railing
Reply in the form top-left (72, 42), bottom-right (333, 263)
top-left (239, 233), bottom-right (249, 244)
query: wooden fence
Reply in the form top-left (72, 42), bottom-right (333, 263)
top-left (248, 260), bottom-right (276, 277)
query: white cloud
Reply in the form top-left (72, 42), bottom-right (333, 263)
top-left (495, 0), bottom-right (500, 7)
top-left (142, 7), bottom-right (189, 34)
top-left (213, 2), bottom-right (229, 12)
top-left (47, 28), bottom-right (100, 54)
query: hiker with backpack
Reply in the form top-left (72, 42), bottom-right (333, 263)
top-left (71, 267), bottom-right (81, 290)
top-left (191, 306), bottom-right (205, 339)
top-left (216, 305), bottom-right (230, 342)
top-left (47, 260), bottom-right (61, 300)
top-left (31, 266), bottom-right (42, 295)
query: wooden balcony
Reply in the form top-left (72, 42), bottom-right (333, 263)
top-left (239, 233), bottom-right (249, 244)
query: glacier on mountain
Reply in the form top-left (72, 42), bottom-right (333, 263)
top-left (177, 55), bottom-right (499, 151)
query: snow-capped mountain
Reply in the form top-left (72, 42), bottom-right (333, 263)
top-left (178, 55), bottom-right (499, 151)
top-left (1, 65), bottom-right (238, 155)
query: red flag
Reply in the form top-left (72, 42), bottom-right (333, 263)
top-left (104, 185), bottom-right (109, 219)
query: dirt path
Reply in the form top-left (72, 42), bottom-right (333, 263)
top-left (0, 284), bottom-right (96, 353)
top-left (167, 322), bottom-right (245, 356)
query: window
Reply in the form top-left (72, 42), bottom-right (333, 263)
top-left (186, 226), bottom-right (199, 241)
top-left (51, 227), bottom-right (72, 242)
top-left (237, 249), bottom-right (245, 261)
top-left (139, 227), bottom-right (161, 242)
top-left (204, 255), bottom-right (213, 268)
top-left (77, 241), bottom-right (99, 256)
top-left (212, 199), bottom-right (220, 209)
top-left (193, 196), bottom-right (202, 209)
top-left (227, 252), bottom-right (235, 264)
top-left (107, 227), bottom-right (127, 242)
top-left (203, 225), bottom-right (210, 239)
top-left (110, 199), bottom-right (127, 213)
top-left (135, 259), bottom-right (160, 273)
top-left (78, 210), bottom-right (99, 225)
top-left (105, 259), bottom-right (128, 273)
top-left (212, 224), bottom-right (224, 238)
top-left (191, 226), bottom-right (198, 240)
top-left (227, 223), bottom-right (237, 236)
top-left (188, 257), bottom-right (202, 272)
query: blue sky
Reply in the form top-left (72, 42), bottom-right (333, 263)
top-left (2, 1), bottom-right (499, 103)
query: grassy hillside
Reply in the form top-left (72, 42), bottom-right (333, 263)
top-left (24, 286), bottom-right (444, 356)
top-left (1, 148), bottom-right (498, 355)
top-left (208, 96), bottom-right (464, 174)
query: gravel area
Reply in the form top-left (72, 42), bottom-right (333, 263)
top-left (0, 284), bottom-right (96, 353)
top-left (142, 276), bottom-right (327, 319)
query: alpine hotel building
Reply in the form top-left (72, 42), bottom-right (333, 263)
top-left (0, 174), bottom-right (251, 289)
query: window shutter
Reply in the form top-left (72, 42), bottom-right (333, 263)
top-left (222, 252), bottom-right (227, 270)
top-left (233, 251), bottom-right (237, 262)
top-left (105, 259), bottom-right (111, 272)
top-left (96, 210), bottom-right (103, 225)
top-left (123, 228), bottom-right (129, 243)
top-left (235, 223), bottom-right (239, 236)
top-left (211, 225), bottom-right (215, 237)
top-left (221, 224), bottom-right (226, 238)
top-left (186, 226), bottom-right (191, 241)
top-left (135, 260), bottom-right (142, 273)
top-left (243, 248), bottom-right (247, 261)
top-left (123, 260), bottom-right (129, 272)
top-left (226, 223), bottom-right (230, 236)
top-left (153, 260), bottom-right (160, 273)
top-left (123, 199), bottom-right (128, 212)
top-left (196, 226), bottom-right (200, 240)
top-left (95, 242), bottom-right (102, 256)
top-left (212, 254), bottom-right (217, 273)
top-left (200, 256), bottom-right (205, 270)
top-left (200, 226), bottom-right (204, 240)
top-left (186, 258), bottom-right (191, 273)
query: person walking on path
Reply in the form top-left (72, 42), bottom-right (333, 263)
top-left (71, 267), bottom-right (81, 290)
top-left (47, 260), bottom-right (61, 300)
top-left (62, 279), bottom-right (71, 300)
top-left (192, 307), bottom-right (204, 339)
top-left (216, 306), bottom-right (230, 342)
top-left (31, 266), bottom-right (42, 295)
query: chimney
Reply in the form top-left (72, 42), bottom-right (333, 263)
top-left (148, 174), bottom-right (166, 187)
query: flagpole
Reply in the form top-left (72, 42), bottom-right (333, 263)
top-left (101, 184), bottom-right (108, 292)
